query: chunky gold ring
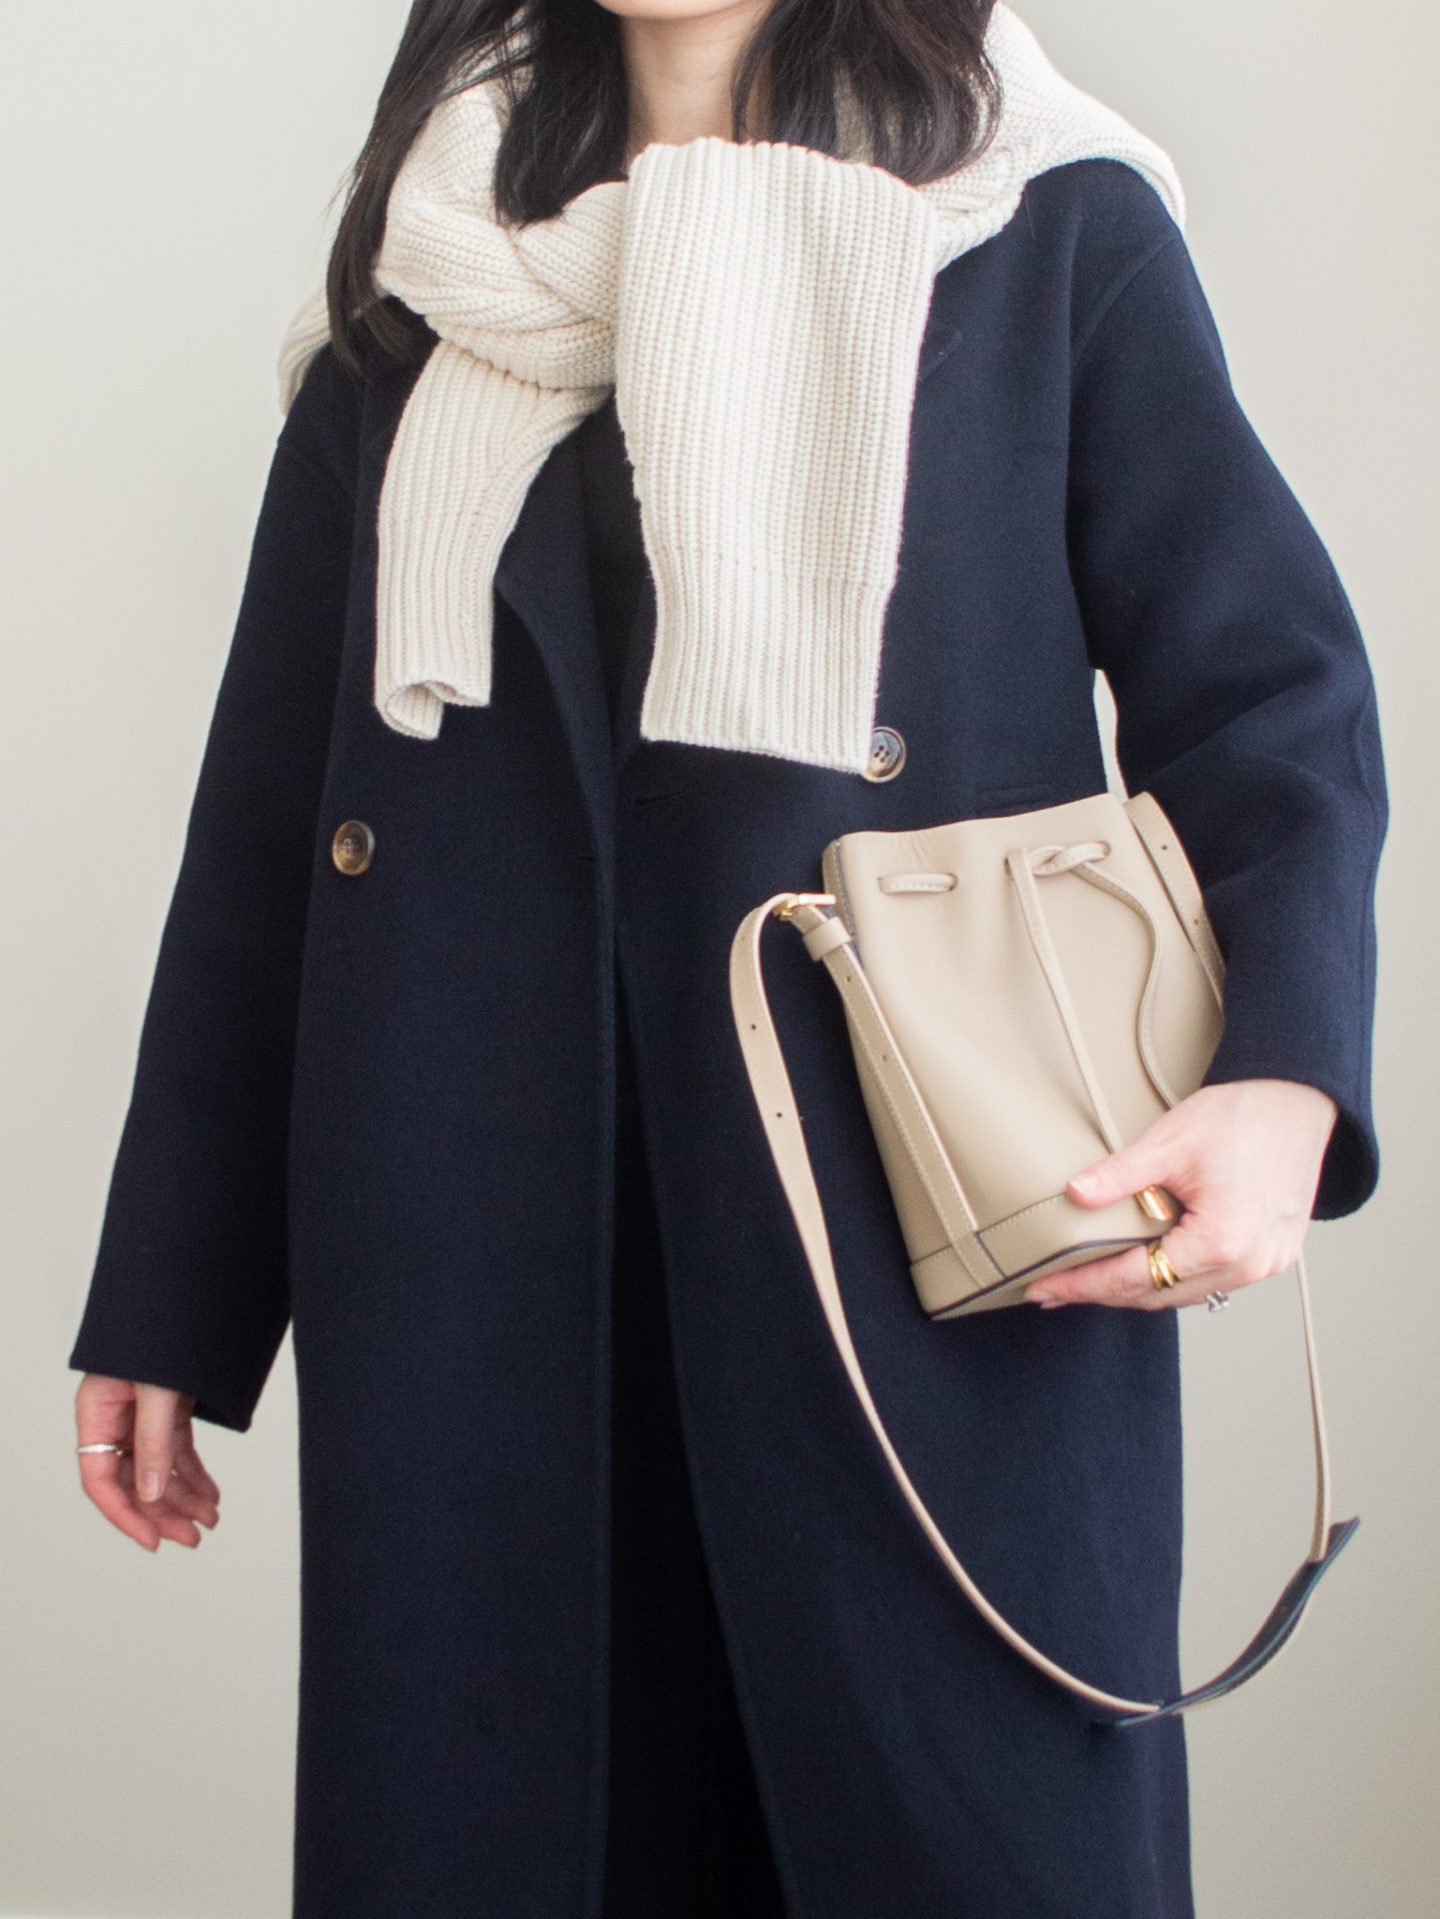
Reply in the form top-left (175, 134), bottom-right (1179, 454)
top-left (1147, 1241), bottom-right (1182, 1291)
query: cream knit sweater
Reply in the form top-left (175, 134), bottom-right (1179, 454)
top-left (280, 5), bottom-right (1182, 774)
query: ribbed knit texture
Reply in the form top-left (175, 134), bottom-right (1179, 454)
top-left (280, 4), bottom-right (1182, 773)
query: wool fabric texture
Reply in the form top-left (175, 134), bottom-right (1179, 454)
top-left (279, 4), bottom-right (1183, 774)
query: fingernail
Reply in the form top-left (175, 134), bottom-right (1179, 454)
top-left (1069, 1172), bottom-right (1099, 1198)
top-left (1027, 1289), bottom-right (1054, 1307)
top-left (140, 1471), bottom-right (162, 1502)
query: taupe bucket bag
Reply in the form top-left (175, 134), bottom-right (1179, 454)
top-left (730, 789), bottom-right (1357, 1724)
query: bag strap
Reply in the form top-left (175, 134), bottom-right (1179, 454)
top-left (1125, 790), bottom-right (1228, 999)
top-left (729, 892), bottom-right (1358, 1725)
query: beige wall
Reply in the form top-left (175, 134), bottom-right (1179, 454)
top-left (2, 2), bottom-right (1432, 1913)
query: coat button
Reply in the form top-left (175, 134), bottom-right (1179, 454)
top-left (863, 726), bottom-right (906, 782)
top-left (331, 819), bottom-right (375, 875)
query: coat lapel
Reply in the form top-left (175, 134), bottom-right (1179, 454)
top-left (915, 263), bottom-right (966, 387)
top-left (493, 427), bottom-right (617, 848)
top-left (612, 580), bottom-right (657, 775)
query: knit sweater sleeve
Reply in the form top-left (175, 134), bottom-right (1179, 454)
top-left (1065, 213), bottom-right (1388, 1219)
top-left (66, 347), bottom-right (362, 1431)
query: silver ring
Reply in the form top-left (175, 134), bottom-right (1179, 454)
top-left (76, 1442), bottom-right (131, 1456)
top-left (1205, 1290), bottom-right (1230, 1313)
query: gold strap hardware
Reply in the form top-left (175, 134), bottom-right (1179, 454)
top-left (771, 892), bottom-right (838, 921)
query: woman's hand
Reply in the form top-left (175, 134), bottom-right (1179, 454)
top-left (75, 1374), bottom-right (221, 1551)
top-left (1024, 1079), bottom-right (1338, 1312)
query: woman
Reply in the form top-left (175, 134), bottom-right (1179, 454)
top-left (68, 0), bottom-right (1385, 1912)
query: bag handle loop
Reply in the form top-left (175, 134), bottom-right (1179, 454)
top-left (728, 888), bottom-right (1357, 1725)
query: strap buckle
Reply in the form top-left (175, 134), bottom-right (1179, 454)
top-left (772, 892), bottom-right (838, 921)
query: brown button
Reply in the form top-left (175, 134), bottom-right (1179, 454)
top-left (331, 819), bottom-right (375, 876)
top-left (862, 725), bottom-right (906, 783)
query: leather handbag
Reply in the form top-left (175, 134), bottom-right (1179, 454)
top-left (729, 789), bottom-right (1357, 1724)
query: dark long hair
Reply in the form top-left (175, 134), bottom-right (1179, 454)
top-left (328, 0), bottom-right (999, 369)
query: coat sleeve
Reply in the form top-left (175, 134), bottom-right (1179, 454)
top-left (67, 346), bottom-right (363, 1431)
top-left (1065, 215), bottom-right (1387, 1220)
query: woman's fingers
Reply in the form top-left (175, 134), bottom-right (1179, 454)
top-left (171, 1443), bottom-right (222, 1519)
top-left (75, 1374), bottom-right (218, 1549)
top-left (1024, 1079), bottom-right (1337, 1312)
top-left (167, 1446), bottom-right (221, 1528)
top-left (138, 1504), bottom-right (206, 1549)
top-left (1027, 1243), bottom-right (1152, 1309)
top-left (1044, 1206), bottom-right (1293, 1310)
top-left (78, 1441), bottom-right (165, 1551)
top-left (129, 1386), bottom-right (211, 1546)
top-left (75, 1374), bottom-right (150, 1544)
top-left (1026, 1230), bottom-right (1286, 1313)
top-left (177, 1442), bottom-right (222, 1507)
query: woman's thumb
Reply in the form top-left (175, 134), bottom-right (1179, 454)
top-left (132, 1384), bottom-right (181, 1505)
top-left (1066, 1127), bottom-right (1175, 1211)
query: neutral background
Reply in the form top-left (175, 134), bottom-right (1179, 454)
top-left (2, 1), bottom-right (1433, 1914)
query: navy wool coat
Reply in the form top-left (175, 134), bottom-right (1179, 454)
top-left (69, 161), bottom-right (1386, 1919)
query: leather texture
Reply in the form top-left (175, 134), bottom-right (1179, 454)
top-left (729, 789), bottom-right (1358, 1721)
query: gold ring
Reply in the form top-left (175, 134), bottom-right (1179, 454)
top-left (1147, 1241), bottom-right (1181, 1291)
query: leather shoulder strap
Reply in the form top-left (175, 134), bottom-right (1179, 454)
top-left (729, 892), bottom-right (1358, 1725)
top-left (1125, 791), bottom-right (1227, 999)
